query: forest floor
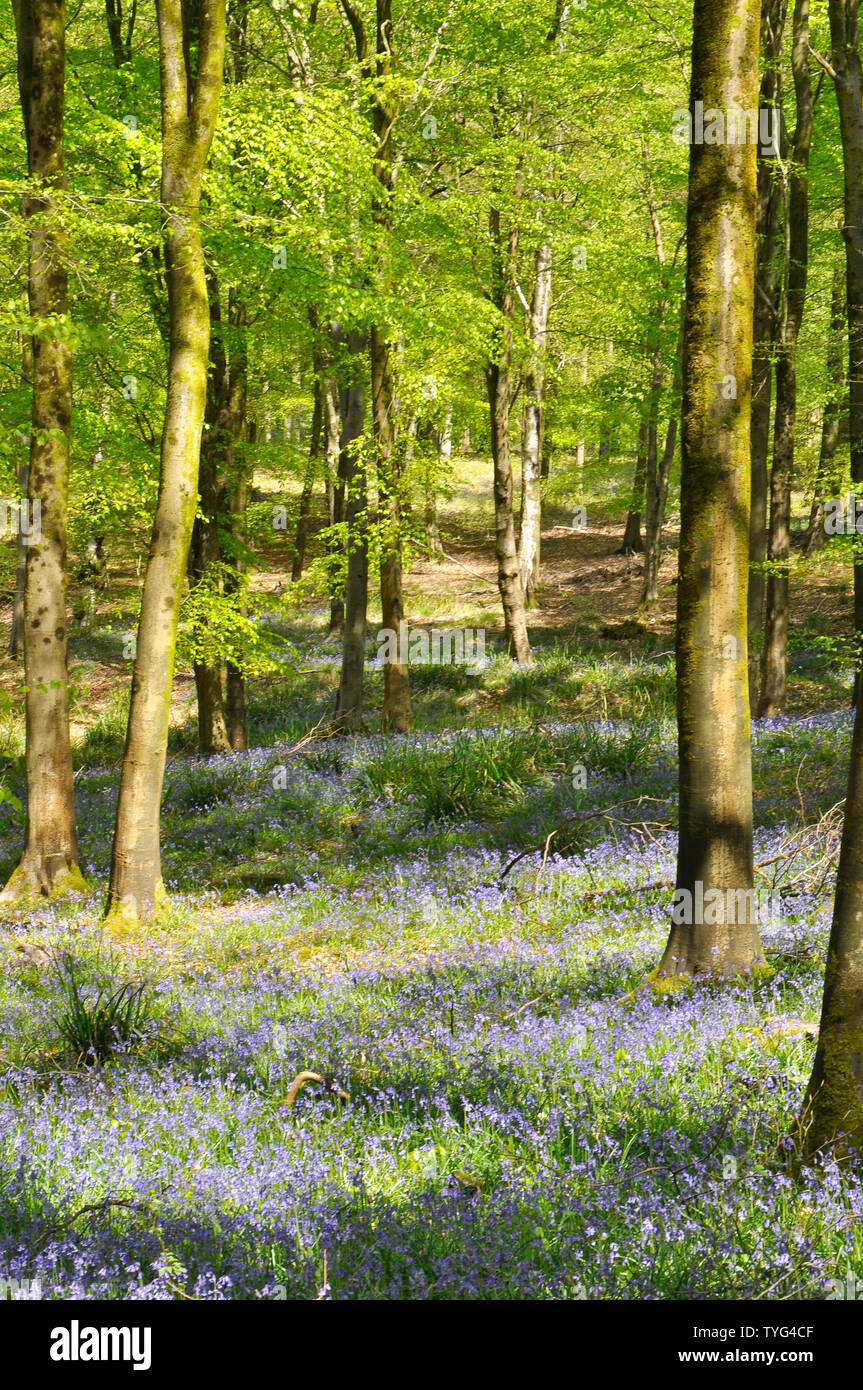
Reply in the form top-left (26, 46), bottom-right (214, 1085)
top-left (0, 456), bottom-right (860, 1298)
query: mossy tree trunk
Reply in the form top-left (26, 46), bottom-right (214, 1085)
top-left (3, 0), bottom-right (86, 901)
top-left (656, 0), bottom-right (763, 978)
top-left (106, 0), bottom-right (226, 924)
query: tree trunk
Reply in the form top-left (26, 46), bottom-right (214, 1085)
top-left (519, 241), bottom-right (552, 604)
top-left (574, 345), bottom-right (588, 486)
top-left (486, 197), bottom-right (532, 664)
top-left (748, 0), bottom-right (787, 708)
top-left (333, 326), bottom-right (368, 730)
top-left (620, 418), bottom-right (648, 553)
top-left (225, 411), bottom-right (251, 753)
top-left (3, 0), bottom-right (85, 900)
top-left (759, 0), bottom-right (812, 718)
top-left (802, 699), bottom-right (863, 1156)
top-left (806, 251), bottom-right (846, 554)
top-left (642, 316), bottom-right (683, 612)
top-left (827, 0), bottom-right (863, 704)
top-left (292, 348), bottom-right (324, 583)
top-left (367, 0), bottom-right (411, 732)
top-left (106, 0), bottom-right (226, 925)
top-left (376, 323), bottom-right (412, 732)
top-left (656, 0), bottom-right (763, 978)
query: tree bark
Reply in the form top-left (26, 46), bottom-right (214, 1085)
top-left (485, 190), bottom-right (532, 663)
top-left (3, 0), bottom-right (85, 900)
top-left (620, 419), bottom-right (648, 553)
top-left (642, 315), bottom-right (683, 612)
top-left (518, 241), bottom-right (552, 604)
top-left (656, 0), bottom-right (763, 978)
top-left (827, 0), bottom-right (863, 704)
top-left (106, 0), bottom-right (226, 924)
top-left (748, 0), bottom-right (787, 706)
top-left (369, 0), bottom-right (411, 731)
top-left (332, 327), bottom-right (368, 730)
top-left (292, 346), bottom-right (324, 583)
top-left (759, 0), bottom-right (812, 718)
top-left (803, 699), bottom-right (863, 1156)
top-left (806, 253), bottom-right (846, 553)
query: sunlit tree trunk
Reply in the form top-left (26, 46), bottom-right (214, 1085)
top-left (656, 0), bottom-right (763, 978)
top-left (519, 241), bottom-right (552, 605)
top-left (106, 0), bottom-right (226, 924)
top-left (3, 0), bottom-right (86, 901)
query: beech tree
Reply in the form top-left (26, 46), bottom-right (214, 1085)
top-left (105, 0), bottom-right (227, 924)
top-left (657, 0), bottom-right (764, 977)
top-left (2, 0), bottom-right (86, 901)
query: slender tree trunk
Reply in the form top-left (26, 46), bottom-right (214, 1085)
top-left (367, 0), bottom-right (411, 732)
top-left (574, 345), bottom-right (588, 486)
top-left (486, 192), bottom-right (531, 663)
top-left (333, 326), bottom-right (368, 730)
top-left (620, 419), bottom-right (648, 553)
top-left (759, 0), bottom-right (812, 718)
top-left (225, 420), bottom-right (250, 752)
top-left (327, 360), bottom-right (349, 638)
top-left (189, 281), bottom-right (229, 755)
top-left (748, 0), bottom-right (787, 707)
top-left (802, 696), bottom-right (863, 1155)
top-left (3, 0), bottom-right (85, 900)
top-left (642, 316), bottom-right (683, 611)
top-left (376, 322), bottom-right (412, 731)
top-left (292, 350), bottom-right (324, 583)
top-left (656, 0), bottom-right (763, 978)
top-left (106, 0), bottom-right (226, 924)
top-left (519, 241), bottom-right (552, 604)
top-left (806, 253), bottom-right (846, 553)
top-left (827, 0), bottom-right (863, 703)
top-left (638, 147), bottom-right (673, 606)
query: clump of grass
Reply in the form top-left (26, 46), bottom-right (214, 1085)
top-left (52, 954), bottom-right (154, 1067)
